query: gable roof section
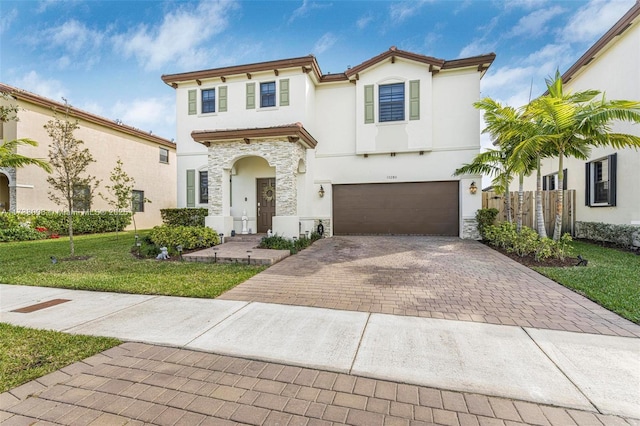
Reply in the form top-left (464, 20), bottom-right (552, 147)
top-left (162, 48), bottom-right (496, 88)
top-left (561, 1), bottom-right (640, 84)
top-left (192, 123), bottom-right (318, 149)
top-left (0, 83), bottom-right (175, 148)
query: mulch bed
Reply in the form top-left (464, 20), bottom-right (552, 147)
top-left (489, 246), bottom-right (578, 268)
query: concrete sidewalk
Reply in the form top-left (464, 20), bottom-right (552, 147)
top-left (1, 284), bottom-right (638, 422)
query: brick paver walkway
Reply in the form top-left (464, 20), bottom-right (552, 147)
top-left (219, 237), bottom-right (640, 337)
top-left (2, 342), bottom-right (637, 426)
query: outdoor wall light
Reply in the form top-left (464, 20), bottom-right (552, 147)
top-left (319, 185), bottom-right (325, 198)
top-left (469, 181), bottom-right (478, 194)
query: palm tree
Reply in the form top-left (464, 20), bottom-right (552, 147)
top-left (474, 98), bottom-right (537, 231)
top-left (0, 138), bottom-right (51, 172)
top-left (517, 71), bottom-right (640, 240)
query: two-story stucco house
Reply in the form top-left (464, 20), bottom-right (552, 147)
top-left (162, 47), bottom-right (495, 239)
top-left (524, 2), bottom-right (640, 229)
top-left (0, 83), bottom-right (177, 230)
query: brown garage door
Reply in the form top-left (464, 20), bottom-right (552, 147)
top-left (333, 181), bottom-right (459, 235)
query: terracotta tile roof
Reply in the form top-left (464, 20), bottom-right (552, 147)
top-left (0, 83), bottom-right (175, 148)
top-left (162, 47), bottom-right (496, 87)
top-left (191, 122), bottom-right (318, 149)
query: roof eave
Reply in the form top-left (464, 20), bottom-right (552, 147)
top-left (191, 124), bottom-right (318, 149)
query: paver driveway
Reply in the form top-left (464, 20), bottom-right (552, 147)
top-left (220, 236), bottom-right (639, 337)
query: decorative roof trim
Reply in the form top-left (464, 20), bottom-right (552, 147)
top-left (191, 123), bottom-right (318, 149)
top-left (561, 1), bottom-right (640, 84)
top-left (0, 83), bottom-right (175, 148)
top-left (162, 56), bottom-right (323, 86)
top-left (162, 48), bottom-right (497, 88)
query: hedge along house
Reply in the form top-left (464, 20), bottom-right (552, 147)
top-left (162, 47), bottom-right (495, 239)
top-left (521, 1), bottom-right (640, 229)
top-left (0, 83), bottom-right (177, 230)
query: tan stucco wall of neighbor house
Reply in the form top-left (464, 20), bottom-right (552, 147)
top-left (521, 3), bottom-right (640, 226)
top-left (1, 84), bottom-right (177, 230)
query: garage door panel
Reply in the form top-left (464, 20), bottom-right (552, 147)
top-left (333, 182), bottom-right (459, 236)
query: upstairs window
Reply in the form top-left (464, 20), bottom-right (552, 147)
top-left (260, 82), bottom-right (276, 108)
top-left (159, 147), bottom-right (169, 164)
top-left (202, 89), bottom-right (215, 113)
top-left (586, 154), bottom-right (616, 206)
top-left (543, 170), bottom-right (567, 191)
top-left (379, 83), bottom-right (405, 122)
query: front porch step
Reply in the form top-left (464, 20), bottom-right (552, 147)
top-left (223, 233), bottom-right (266, 243)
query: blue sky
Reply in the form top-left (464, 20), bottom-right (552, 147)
top-left (1, 0), bottom-right (635, 145)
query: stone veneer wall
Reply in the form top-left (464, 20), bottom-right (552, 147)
top-left (462, 217), bottom-right (480, 240)
top-left (0, 167), bottom-right (16, 213)
top-left (207, 139), bottom-right (306, 217)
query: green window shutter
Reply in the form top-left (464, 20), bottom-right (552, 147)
top-left (188, 90), bottom-right (197, 115)
top-left (219, 86), bottom-right (227, 112)
top-left (364, 85), bottom-right (374, 124)
top-left (279, 79), bottom-right (290, 106)
top-left (246, 83), bottom-right (255, 109)
top-left (186, 169), bottom-right (195, 207)
top-left (409, 80), bottom-right (420, 120)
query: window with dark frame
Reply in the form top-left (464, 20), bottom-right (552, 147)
top-left (202, 89), bottom-right (215, 113)
top-left (72, 185), bottom-right (91, 211)
top-left (132, 190), bottom-right (144, 213)
top-left (260, 82), bottom-right (276, 107)
top-left (159, 147), bottom-right (169, 164)
top-left (199, 171), bottom-right (208, 204)
top-left (379, 83), bottom-right (405, 122)
top-left (586, 154), bottom-right (616, 207)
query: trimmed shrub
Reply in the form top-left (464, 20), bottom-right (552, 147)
top-left (259, 234), bottom-right (320, 254)
top-left (575, 221), bottom-right (640, 248)
top-left (476, 208), bottom-right (499, 240)
top-left (31, 211), bottom-right (132, 235)
top-left (149, 225), bottom-right (219, 250)
top-left (484, 222), bottom-right (574, 261)
top-left (160, 208), bottom-right (208, 227)
top-left (0, 227), bottom-right (49, 242)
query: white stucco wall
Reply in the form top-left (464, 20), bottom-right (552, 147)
top-left (522, 20), bottom-right (640, 226)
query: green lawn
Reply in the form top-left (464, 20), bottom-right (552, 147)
top-left (0, 323), bottom-right (120, 393)
top-left (534, 240), bottom-right (640, 324)
top-left (0, 231), bottom-right (266, 298)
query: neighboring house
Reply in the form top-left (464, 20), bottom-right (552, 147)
top-left (524, 2), bottom-right (640, 228)
top-left (0, 83), bottom-right (177, 230)
top-left (162, 47), bottom-right (495, 238)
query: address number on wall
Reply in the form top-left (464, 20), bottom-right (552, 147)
top-left (386, 175), bottom-right (398, 180)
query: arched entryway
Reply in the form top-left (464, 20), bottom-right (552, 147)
top-left (230, 156), bottom-right (275, 233)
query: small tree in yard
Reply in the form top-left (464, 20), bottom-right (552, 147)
top-left (45, 101), bottom-right (99, 256)
top-left (101, 158), bottom-right (149, 237)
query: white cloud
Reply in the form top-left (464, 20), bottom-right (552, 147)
top-left (312, 33), bottom-right (337, 55)
top-left (500, 0), bottom-right (549, 11)
top-left (13, 71), bottom-right (66, 102)
top-left (389, 0), bottom-right (432, 23)
top-left (561, 0), bottom-right (635, 44)
top-left (36, 0), bottom-right (59, 14)
top-left (459, 39), bottom-right (497, 58)
top-left (0, 7), bottom-right (18, 35)
top-left (356, 12), bottom-right (374, 30)
top-left (288, 0), bottom-right (331, 24)
top-left (507, 5), bottom-right (565, 38)
top-left (113, 0), bottom-right (238, 71)
top-left (109, 96), bottom-right (176, 140)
